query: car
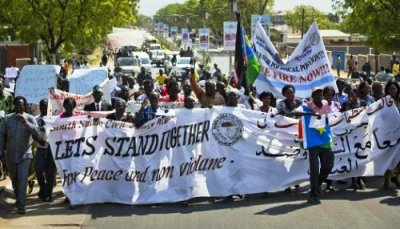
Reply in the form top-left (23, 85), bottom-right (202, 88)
top-left (170, 57), bottom-right (197, 81)
top-left (142, 36), bottom-right (157, 51)
top-left (149, 43), bottom-right (161, 51)
top-left (136, 52), bottom-right (152, 73)
top-left (121, 45), bottom-right (139, 52)
top-left (116, 57), bottom-right (140, 75)
top-left (154, 50), bottom-right (166, 67)
top-left (148, 44), bottom-right (164, 65)
top-left (149, 50), bottom-right (165, 66)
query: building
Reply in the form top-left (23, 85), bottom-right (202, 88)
top-left (0, 41), bottom-right (43, 74)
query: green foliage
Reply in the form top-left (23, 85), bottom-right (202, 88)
top-left (137, 15), bottom-right (153, 30)
top-left (155, 0), bottom-right (274, 38)
top-left (285, 5), bottom-right (335, 33)
top-left (0, 0), bottom-right (138, 56)
top-left (333, 0), bottom-right (400, 52)
top-left (201, 50), bottom-right (212, 66)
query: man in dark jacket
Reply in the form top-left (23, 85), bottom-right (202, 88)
top-left (83, 85), bottom-right (113, 112)
top-left (0, 96), bottom-right (44, 214)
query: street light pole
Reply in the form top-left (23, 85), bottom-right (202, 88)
top-left (203, 11), bottom-right (208, 28)
top-left (301, 8), bottom-right (305, 39)
top-left (229, 0), bottom-right (238, 73)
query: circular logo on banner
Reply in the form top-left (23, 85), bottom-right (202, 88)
top-left (310, 32), bottom-right (320, 46)
top-left (212, 113), bottom-right (243, 146)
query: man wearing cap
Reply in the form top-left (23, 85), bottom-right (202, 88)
top-left (291, 87), bottom-right (334, 204)
top-left (225, 89), bottom-right (245, 108)
top-left (84, 85), bottom-right (113, 112)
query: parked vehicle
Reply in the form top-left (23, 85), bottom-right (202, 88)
top-left (154, 50), bottom-right (166, 67)
top-left (116, 57), bottom-right (140, 75)
top-left (136, 52), bottom-right (151, 73)
top-left (170, 57), bottom-right (197, 81)
top-left (148, 43), bottom-right (164, 65)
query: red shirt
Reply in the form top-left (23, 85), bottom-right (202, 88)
top-left (160, 86), bottom-right (168, 97)
top-left (160, 94), bottom-right (185, 102)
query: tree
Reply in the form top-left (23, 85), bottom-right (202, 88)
top-left (332, 0), bottom-right (400, 52)
top-left (137, 15), bottom-right (153, 30)
top-left (285, 5), bottom-right (334, 34)
top-left (155, 0), bottom-right (274, 40)
top-left (0, 0), bottom-right (138, 61)
top-left (258, 0), bottom-right (274, 15)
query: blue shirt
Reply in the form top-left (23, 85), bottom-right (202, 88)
top-left (334, 93), bottom-right (348, 107)
top-left (138, 106), bottom-right (159, 126)
top-left (360, 96), bottom-right (375, 107)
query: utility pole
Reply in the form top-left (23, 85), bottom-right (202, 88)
top-left (301, 8), bottom-right (305, 39)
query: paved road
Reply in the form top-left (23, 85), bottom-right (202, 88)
top-left (1, 176), bottom-right (399, 228)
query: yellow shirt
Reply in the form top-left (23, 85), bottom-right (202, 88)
top-left (155, 74), bottom-right (168, 85)
top-left (393, 64), bottom-right (399, 75)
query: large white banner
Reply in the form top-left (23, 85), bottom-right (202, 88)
top-left (46, 97), bottom-right (400, 205)
top-left (223, 22), bottom-right (237, 51)
top-left (254, 21), bottom-right (337, 99)
top-left (15, 65), bottom-right (60, 104)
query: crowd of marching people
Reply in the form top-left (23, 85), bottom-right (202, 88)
top-left (0, 51), bottom-right (400, 213)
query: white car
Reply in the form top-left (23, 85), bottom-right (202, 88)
top-left (149, 43), bottom-right (161, 50)
top-left (136, 52), bottom-right (151, 73)
top-left (116, 57), bottom-right (140, 75)
top-left (148, 44), bottom-right (165, 66)
top-left (149, 50), bottom-right (165, 66)
top-left (170, 57), bottom-right (197, 81)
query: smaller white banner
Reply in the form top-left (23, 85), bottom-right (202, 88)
top-left (170, 26), bottom-right (178, 39)
top-left (68, 67), bottom-right (108, 95)
top-left (251, 14), bottom-right (270, 40)
top-left (199, 28), bottom-right (210, 50)
top-left (47, 88), bottom-right (114, 118)
top-left (5, 67), bottom-right (19, 78)
top-left (223, 22), bottom-right (237, 51)
top-left (15, 65), bottom-right (60, 104)
top-left (182, 28), bottom-right (190, 45)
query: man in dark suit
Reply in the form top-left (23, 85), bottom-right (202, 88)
top-left (84, 85), bottom-right (113, 111)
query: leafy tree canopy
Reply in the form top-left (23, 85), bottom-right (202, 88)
top-left (0, 0), bottom-right (138, 56)
top-left (285, 5), bottom-right (336, 34)
top-left (333, 0), bottom-right (400, 51)
top-left (155, 0), bottom-right (274, 37)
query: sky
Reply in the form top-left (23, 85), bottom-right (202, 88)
top-left (139, 0), bottom-right (333, 17)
